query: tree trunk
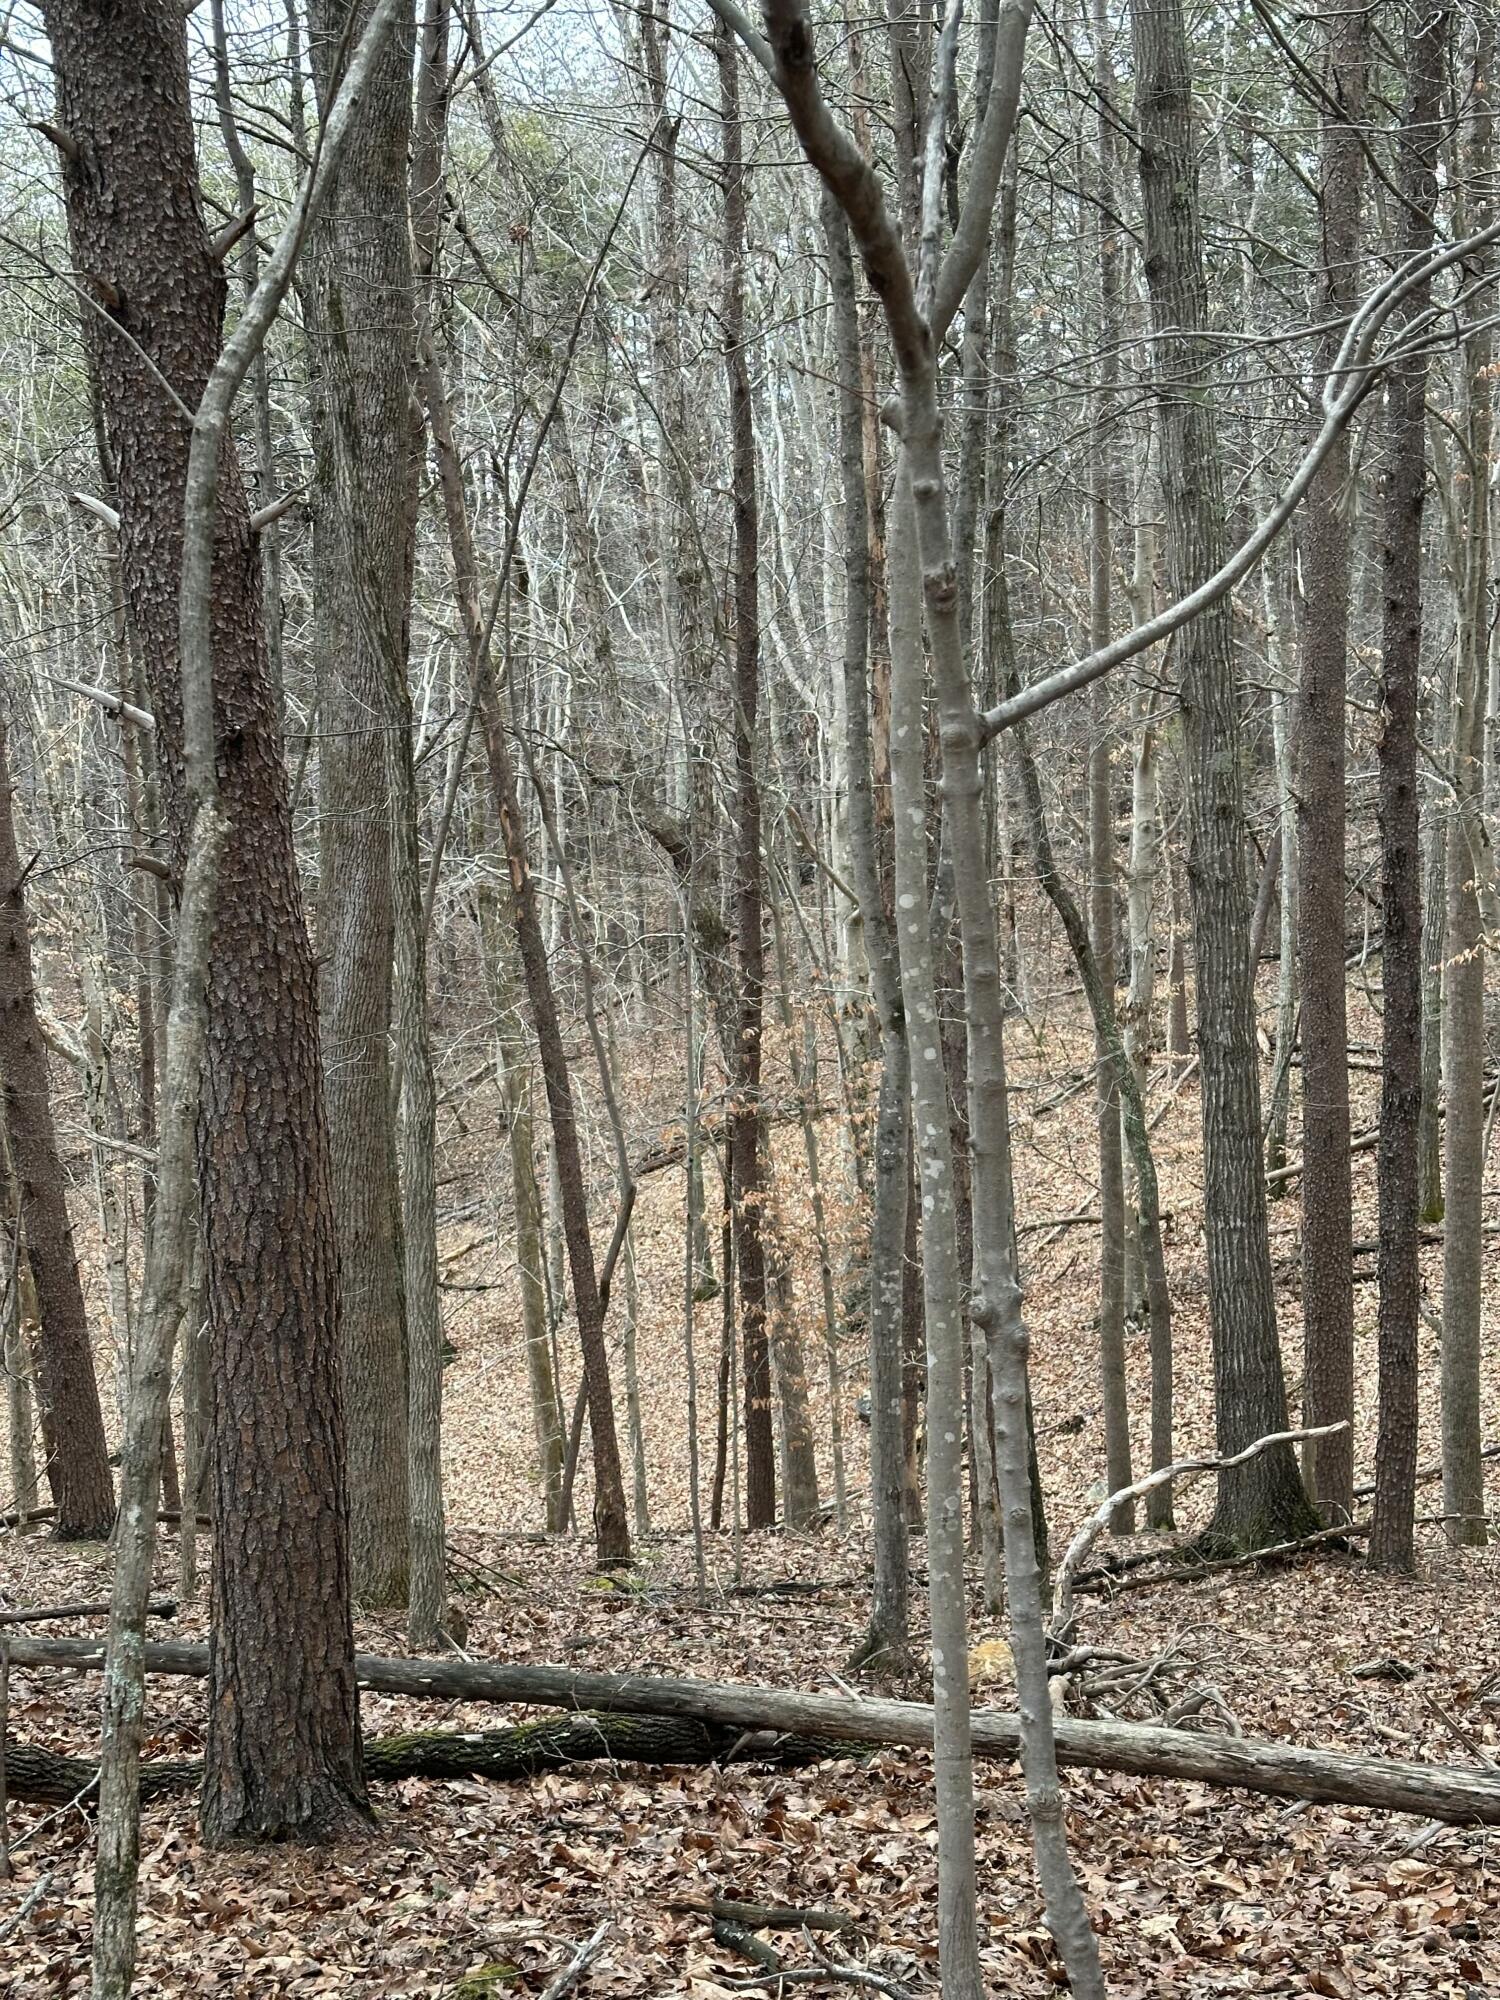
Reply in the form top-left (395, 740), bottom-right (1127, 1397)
top-left (1013, 726), bottom-right (1174, 1526)
top-left (1439, 16), bottom-right (1493, 1552)
top-left (390, 595), bottom-right (446, 1649)
top-left (718, 22), bottom-right (775, 1533)
top-left (1417, 800), bottom-right (1446, 1222)
top-left (478, 883), bottom-right (564, 1528)
top-left (1265, 674), bottom-right (1297, 1183)
top-left (1370, 0), bottom-right (1450, 1576)
top-left (43, 0), bottom-right (367, 1839)
top-left (767, 1237), bottom-right (821, 1529)
top-left (1131, 0), bottom-right (1317, 1550)
top-left (1166, 859), bottom-right (1191, 1073)
top-left (888, 468), bottom-right (986, 1999)
top-left (1295, 0), bottom-right (1366, 1524)
top-left (303, 0), bottom-right (418, 1610)
top-left (0, 711), bottom-right (114, 1542)
top-left (1, 1197), bottom-right (39, 1524)
top-left (825, 194), bottom-right (910, 1671)
top-left (9, 1715), bottom-right (852, 1807)
top-left (1087, 8), bottom-right (1133, 1530)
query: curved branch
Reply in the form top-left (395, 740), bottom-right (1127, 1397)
top-left (978, 212), bottom-right (1500, 742)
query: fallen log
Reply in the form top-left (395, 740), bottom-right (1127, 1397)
top-left (0, 1715), bottom-right (852, 1807)
top-left (0, 1598), bottom-right (176, 1627)
top-left (11, 1636), bottom-right (1500, 1825)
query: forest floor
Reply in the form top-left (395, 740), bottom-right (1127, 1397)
top-left (2, 996), bottom-right (1498, 1996)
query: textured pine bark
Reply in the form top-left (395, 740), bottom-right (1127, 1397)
top-left (1371, 1), bottom-right (1450, 1576)
top-left (1296, 0), bottom-right (1366, 1525)
top-left (0, 710), bottom-right (114, 1541)
top-left (41, 0), bottom-right (366, 1841)
top-left (1131, 0), bottom-right (1316, 1552)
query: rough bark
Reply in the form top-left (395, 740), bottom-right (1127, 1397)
top-left (1295, 0), bottom-right (1366, 1523)
top-left (1371, 0), bottom-right (1450, 1576)
top-left (1131, 0), bottom-right (1317, 1550)
top-left (4, 1716), bottom-right (855, 1808)
top-left (42, 0), bottom-right (367, 1840)
top-left (0, 709), bottom-right (114, 1541)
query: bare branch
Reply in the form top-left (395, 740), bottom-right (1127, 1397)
top-left (46, 675), bottom-right (155, 732)
top-left (1052, 1423), bottom-right (1351, 1639)
top-left (979, 215), bottom-right (1500, 742)
top-left (208, 206), bottom-right (258, 264)
top-left (248, 486), bottom-right (304, 533)
top-left (68, 490), bottom-right (120, 532)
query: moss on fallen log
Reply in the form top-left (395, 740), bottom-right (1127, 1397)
top-left (1, 1714), bottom-right (857, 1808)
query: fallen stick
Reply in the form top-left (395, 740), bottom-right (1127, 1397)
top-left (540, 1920), bottom-right (610, 2000)
top-left (670, 1895), bottom-right (855, 1933)
top-left (11, 1636), bottom-right (1500, 1824)
top-left (0, 1598), bottom-right (176, 1627)
top-left (0, 1869), bottom-right (51, 1944)
top-left (1350, 1441), bottom-right (1500, 1503)
top-left (1073, 1509), bottom-right (1465, 1595)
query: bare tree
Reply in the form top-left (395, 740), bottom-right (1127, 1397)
top-left (1295, 0), bottom-right (1367, 1526)
top-left (1371, 0), bottom-right (1451, 1576)
top-left (43, 0), bottom-right (372, 1841)
top-left (304, 0), bottom-right (420, 1609)
top-left (1129, 0), bottom-right (1317, 1552)
top-left (0, 705), bottom-right (114, 1541)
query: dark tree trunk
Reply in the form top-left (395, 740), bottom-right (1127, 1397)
top-left (718, 21), bottom-right (775, 1532)
top-left (304, 0), bottom-right (419, 1609)
top-left (1370, 0), bottom-right (1450, 1576)
top-left (1130, 0), bottom-right (1317, 1550)
top-left (0, 710), bottom-right (114, 1541)
top-left (4, 1715), bottom-right (850, 1807)
top-left (1295, 0), bottom-right (1366, 1525)
top-left (42, 0), bottom-right (367, 1840)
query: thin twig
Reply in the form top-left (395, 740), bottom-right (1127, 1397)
top-left (538, 1919), bottom-right (610, 2000)
top-left (0, 1869), bottom-right (50, 1941)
